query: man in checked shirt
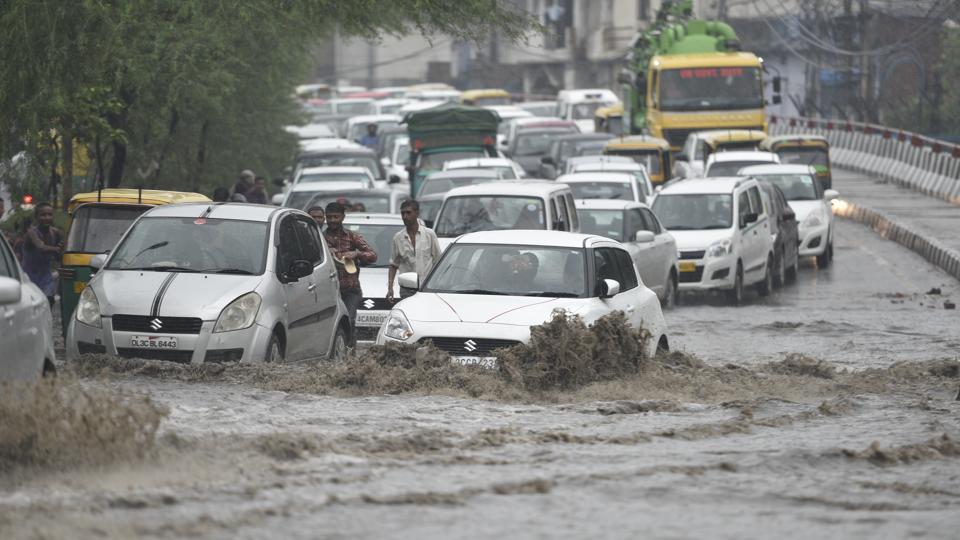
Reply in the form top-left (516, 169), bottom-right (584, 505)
top-left (323, 201), bottom-right (377, 345)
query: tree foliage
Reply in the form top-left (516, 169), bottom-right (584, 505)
top-left (0, 0), bottom-right (533, 200)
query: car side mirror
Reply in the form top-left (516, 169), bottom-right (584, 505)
top-left (287, 260), bottom-right (313, 281)
top-left (388, 174), bottom-right (402, 184)
top-left (741, 212), bottom-right (759, 227)
top-left (271, 194), bottom-right (285, 206)
top-left (0, 276), bottom-right (22, 305)
top-left (634, 230), bottom-right (655, 243)
top-left (90, 253), bottom-right (108, 270)
top-left (823, 189), bottom-right (839, 200)
top-left (398, 272), bottom-right (419, 291)
top-left (600, 278), bottom-right (621, 298)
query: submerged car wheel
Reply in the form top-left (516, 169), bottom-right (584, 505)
top-left (266, 334), bottom-right (284, 362)
top-left (786, 246), bottom-right (799, 283)
top-left (727, 263), bottom-right (744, 306)
top-left (757, 255), bottom-right (773, 297)
top-left (773, 250), bottom-right (786, 289)
top-left (816, 240), bottom-right (833, 269)
top-left (662, 272), bottom-right (678, 309)
top-left (330, 326), bottom-right (349, 362)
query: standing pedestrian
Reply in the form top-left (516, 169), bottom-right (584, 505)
top-left (387, 200), bottom-right (442, 302)
top-left (306, 206), bottom-right (325, 227)
top-left (323, 202), bottom-right (377, 345)
top-left (245, 176), bottom-right (269, 205)
top-left (233, 169), bottom-right (255, 199)
top-left (359, 123), bottom-right (379, 149)
top-left (21, 202), bottom-right (62, 307)
top-left (212, 186), bottom-right (230, 202)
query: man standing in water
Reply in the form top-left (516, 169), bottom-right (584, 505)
top-left (22, 202), bottom-right (62, 307)
top-left (387, 200), bottom-right (441, 302)
top-left (323, 202), bottom-right (377, 345)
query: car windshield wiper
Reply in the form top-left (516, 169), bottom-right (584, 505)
top-left (526, 292), bottom-right (581, 298)
top-left (133, 241), bottom-right (169, 258)
top-left (122, 265), bottom-right (199, 273)
top-left (206, 268), bottom-right (256, 275)
top-left (451, 288), bottom-right (509, 296)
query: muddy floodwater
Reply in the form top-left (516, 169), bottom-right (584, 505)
top-left (2, 221), bottom-right (959, 539)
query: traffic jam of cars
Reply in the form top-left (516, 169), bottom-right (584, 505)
top-left (4, 83), bottom-right (839, 377)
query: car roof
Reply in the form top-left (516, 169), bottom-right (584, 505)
top-left (345, 114), bottom-right (402, 125)
top-left (558, 172), bottom-right (638, 183)
top-left (298, 145), bottom-right (377, 157)
top-left (344, 213), bottom-right (404, 225)
top-left (512, 117), bottom-right (575, 128)
top-left (698, 130), bottom-right (768, 146)
top-left (444, 158), bottom-right (514, 169)
top-left (455, 230), bottom-right (602, 248)
top-left (299, 138), bottom-right (363, 152)
top-left (299, 166), bottom-right (372, 175)
top-left (572, 161), bottom-right (644, 172)
top-left (552, 133), bottom-right (616, 143)
top-left (329, 98), bottom-right (374, 104)
top-left (739, 164), bottom-right (816, 176)
top-left (143, 202), bottom-right (282, 222)
top-left (290, 180), bottom-right (370, 193)
top-left (68, 189), bottom-right (210, 208)
top-left (706, 151), bottom-right (779, 164)
top-left (444, 180), bottom-right (567, 197)
top-left (604, 135), bottom-right (671, 150)
top-left (653, 52), bottom-right (760, 69)
top-left (557, 89), bottom-right (618, 101)
top-left (658, 177), bottom-right (752, 195)
top-left (575, 199), bottom-right (647, 210)
top-left (426, 168), bottom-right (502, 180)
top-left (760, 134), bottom-right (829, 149)
top-left (566, 155), bottom-right (634, 166)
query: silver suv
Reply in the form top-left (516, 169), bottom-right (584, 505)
top-left (67, 203), bottom-right (350, 363)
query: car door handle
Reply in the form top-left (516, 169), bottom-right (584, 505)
top-left (307, 283), bottom-right (316, 291)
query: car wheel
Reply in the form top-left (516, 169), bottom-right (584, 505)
top-left (266, 333), bottom-right (284, 362)
top-left (726, 262), bottom-right (744, 306)
top-left (816, 241), bottom-right (832, 269)
top-left (662, 272), bottom-right (678, 309)
top-left (773, 249), bottom-right (786, 289)
top-left (785, 245), bottom-right (799, 283)
top-left (330, 326), bottom-right (349, 363)
top-left (757, 255), bottom-right (773, 297)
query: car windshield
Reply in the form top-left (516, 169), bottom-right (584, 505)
top-left (514, 130), bottom-right (572, 156)
top-left (577, 209), bottom-right (624, 242)
top-left (344, 223), bottom-right (401, 268)
top-left (707, 160), bottom-right (768, 177)
top-left (66, 205), bottom-right (148, 253)
top-left (336, 102), bottom-right (374, 115)
top-left (418, 150), bottom-right (485, 172)
top-left (418, 175), bottom-right (498, 197)
top-left (570, 102), bottom-right (611, 120)
top-left (304, 193), bottom-right (392, 213)
top-left (754, 174), bottom-right (820, 201)
top-left (609, 150), bottom-right (661, 175)
top-left (423, 244), bottom-right (587, 297)
top-left (652, 194), bottom-right (733, 230)
top-left (107, 217), bottom-right (268, 274)
top-left (298, 154), bottom-right (380, 179)
top-left (419, 199), bottom-right (442, 226)
top-left (350, 121), bottom-right (399, 141)
top-left (569, 182), bottom-right (634, 201)
top-left (777, 148), bottom-right (828, 167)
top-left (659, 67), bottom-right (763, 111)
top-left (435, 196), bottom-right (546, 237)
top-left (298, 172), bottom-right (369, 184)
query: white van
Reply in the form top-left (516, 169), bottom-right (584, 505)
top-left (556, 89), bottom-right (619, 133)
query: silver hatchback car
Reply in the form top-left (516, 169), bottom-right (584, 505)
top-left (66, 203), bottom-right (350, 363)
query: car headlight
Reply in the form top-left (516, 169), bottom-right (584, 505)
top-left (214, 292), bottom-right (261, 333)
top-left (76, 286), bottom-right (101, 328)
top-left (706, 239), bottom-right (732, 258)
top-left (803, 210), bottom-right (824, 228)
top-left (383, 309), bottom-right (414, 341)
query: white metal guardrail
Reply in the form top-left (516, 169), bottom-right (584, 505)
top-left (769, 116), bottom-right (960, 204)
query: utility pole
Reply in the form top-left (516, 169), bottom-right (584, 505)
top-left (859, 0), bottom-right (874, 122)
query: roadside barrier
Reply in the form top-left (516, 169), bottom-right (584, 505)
top-left (769, 116), bottom-right (960, 204)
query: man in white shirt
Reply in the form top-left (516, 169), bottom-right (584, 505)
top-left (387, 199), bottom-right (442, 302)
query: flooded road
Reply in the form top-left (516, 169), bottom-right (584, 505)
top-left (2, 189), bottom-right (960, 539)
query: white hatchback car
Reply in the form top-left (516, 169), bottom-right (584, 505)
top-left (703, 151), bottom-right (780, 177)
top-left (740, 164), bottom-right (839, 267)
top-left (377, 230), bottom-right (669, 363)
top-left (0, 233), bottom-right (56, 384)
top-left (576, 199), bottom-right (679, 307)
top-left (67, 203), bottom-right (351, 363)
top-left (651, 177), bottom-right (775, 305)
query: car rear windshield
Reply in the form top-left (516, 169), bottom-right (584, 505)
top-left (776, 148), bottom-right (828, 167)
top-left (652, 194), bottom-right (733, 230)
top-left (569, 182), bottom-right (634, 201)
top-left (343, 223), bottom-right (402, 268)
top-left (435, 196), bottom-right (546, 237)
top-left (608, 150), bottom-right (661, 174)
top-left (298, 172), bottom-right (370, 184)
top-left (298, 154), bottom-right (381, 179)
top-left (707, 160), bottom-right (768, 177)
top-left (755, 174), bottom-right (820, 201)
top-left (66, 205), bottom-right (148, 253)
top-left (107, 217), bottom-right (268, 274)
top-left (418, 175), bottom-right (498, 197)
top-left (304, 193), bottom-right (392, 213)
top-left (514, 129), bottom-right (575, 156)
top-left (424, 244), bottom-right (587, 298)
top-left (578, 209), bottom-right (624, 242)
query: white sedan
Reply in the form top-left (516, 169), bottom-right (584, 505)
top-left (0, 233), bottom-right (56, 385)
top-left (576, 199), bottom-right (679, 308)
top-left (377, 230), bottom-right (669, 364)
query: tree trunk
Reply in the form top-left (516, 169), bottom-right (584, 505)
top-left (193, 121), bottom-right (210, 193)
top-left (107, 140), bottom-right (126, 188)
top-left (61, 124), bottom-right (74, 209)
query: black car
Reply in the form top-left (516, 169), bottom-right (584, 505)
top-left (757, 181), bottom-right (799, 287)
top-left (538, 133), bottom-right (615, 179)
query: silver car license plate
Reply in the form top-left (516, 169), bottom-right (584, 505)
top-left (129, 335), bottom-right (179, 349)
top-left (356, 313), bottom-right (387, 326)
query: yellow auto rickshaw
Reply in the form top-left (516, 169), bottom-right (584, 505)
top-left (760, 135), bottom-right (832, 189)
top-left (594, 103), bottom-right (624, 135)
top-left (603, 135), bottom-right (672, 184)
top-left (58, 189), bottom-right (210, 335)
top-left (700, 129), bottom-right (768, 156)
top-left (460, 89), bottom-right (511, 107)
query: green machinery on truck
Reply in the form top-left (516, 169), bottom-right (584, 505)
top-left (618, 0), bottom-right (780, 151)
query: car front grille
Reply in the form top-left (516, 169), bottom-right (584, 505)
top-left (117, 348), bottom-right (194, 363)
top-left (112, 315), bottom-right (203, 334)
top-left (679, 250), bottom-right (706, 260)
top-left (679, 267), bottom-right (705, 283)
top-left (420, 337), bottom-right (522, 357)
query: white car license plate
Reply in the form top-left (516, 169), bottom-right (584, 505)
top-left (129, 336), bottom-right (179, 349)
top-left (451, 356), bottom-right (497, 369)
top-left (356, 313), bottom-right (387, 326)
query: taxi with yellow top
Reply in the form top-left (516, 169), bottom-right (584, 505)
top-left (760, 135), bottom-right (832, 189)
top-left (603, 135), bottom-right (672, 184)
top-left (460, 89), bottom-right (512, 107)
